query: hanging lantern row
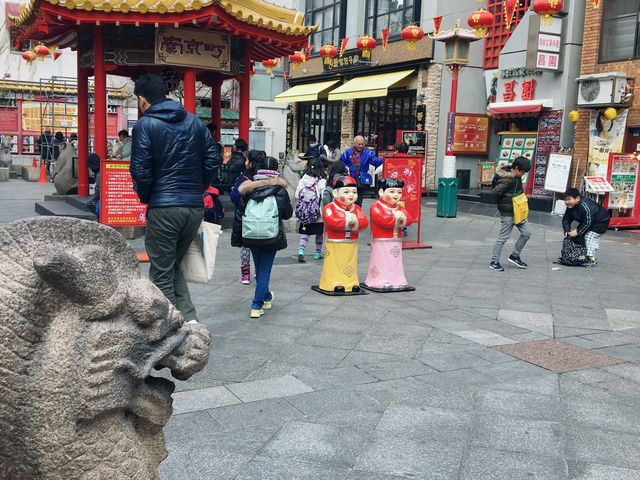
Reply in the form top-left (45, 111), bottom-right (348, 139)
top-left (21, 43), bottom-right (62, 64)
top-left (532, 0), bottom-right (563, 25)
top-left (401, 25), bottom-right (425, 51)
top-left (467, 8), bottom-right (494, 38)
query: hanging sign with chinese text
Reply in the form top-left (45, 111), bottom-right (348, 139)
top-left (323, 51), bottom-right (365, 72)
top-left (155, 28), bottom-right (230, 72)
top-left (526, 16), bottom-right (563, 72)
top-left (451, 114), bottom-right (489, 155)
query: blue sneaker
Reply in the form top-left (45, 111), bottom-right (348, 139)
top-left (489, 261), bottom-right (504, 271)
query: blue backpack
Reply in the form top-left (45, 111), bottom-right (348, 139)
top-left (242, 195), bottom-right (280, 245)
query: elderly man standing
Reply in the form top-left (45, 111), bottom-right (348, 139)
top-left (130, 73), bottom-right (220, 323)
top-left (339, 135), bottom-right (383, 206)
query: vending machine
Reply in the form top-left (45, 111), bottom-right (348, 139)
top-left (606, 153), bottom-right (640, 228)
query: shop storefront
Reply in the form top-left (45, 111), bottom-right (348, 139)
top-left (278, 36), bottom-right (441, 188)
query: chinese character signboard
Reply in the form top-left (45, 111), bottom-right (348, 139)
top-left (100, 161), bottom-right (147, 226)
top-left (323, 51), bottom-right (364, 73)
top-left (415, 104), bottom-right (426, 132)
top-left (536, 52), bottom-right (559, 70)
top-left (527, 16), bottom-right (563, 71)
top-left (502, 80), bottom-right (517, 102)
top-left (155, 28), bottom-right (230, 72)
top-left (451, 114), bottom-right (489, 155)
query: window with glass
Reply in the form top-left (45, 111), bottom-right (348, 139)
top-left (600, 0), bottom-right (640, 62)
top-left (365, 0), bottom-right (419, 37)
top-left (297, 100), bottom-right (342, 152)
top-left (354, 90), bottom-right (416, 152)
top-left (305, 1), bottom-right (345, 54)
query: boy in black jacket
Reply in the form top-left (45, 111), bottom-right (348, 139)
top-left (563, 188), bottom-right (610, 267)
top-left (488, 157), bottom-right (532, 271)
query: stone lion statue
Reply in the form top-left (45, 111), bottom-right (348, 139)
top-left (52, 141), bottom-right (77, 195)
top-left (0, 217), bottom-right (211, 479)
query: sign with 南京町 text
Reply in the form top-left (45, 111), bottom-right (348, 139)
top-left (155, 28), bottom-right (230, 72)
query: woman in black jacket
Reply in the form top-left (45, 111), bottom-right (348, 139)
top-left (231, 156), bottom-right (293, 318)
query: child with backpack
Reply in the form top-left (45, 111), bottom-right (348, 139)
top-left (230, 150), bottom-right (264, 284)
top-left (322, 161), bottom-right (349, 207)
top-left (295, 158), bottom-right (326, 262)
top-left (231, 156), bottom-right (293, 318)
top-left (561, 188), bottom-right (610, 267)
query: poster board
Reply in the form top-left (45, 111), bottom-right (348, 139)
top-left (584, 176), bottom-right (614, 193)
top-left (543, 153), bottom-right (572, 193)
top-left (588, 108), bottom-right (629, 176)
top-left (100, 160), bottom-right (147, 226)
top-left (451, 113), bottom-right (489, 155)
top-left (479, 161), bottom-right (495, 186)
top-left (382, 155), bottom-right (423, 222)
top-left (607, 153), bottom-right (639, 210)
top-left (397, 129), bottom-right (428, 189)
top-left (534, 110), bottom-right (562, 195)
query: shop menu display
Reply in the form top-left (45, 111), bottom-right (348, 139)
top-left (100, 161), bottom-right (147, 227)
top-left (584, 176), bottom-right (614, 193)
top-left (608, 153), bottom-right (639, 210)
top-left (497, 133), bottom-right (537, 184)
top-left (534, 110), bottom-right (562, 196)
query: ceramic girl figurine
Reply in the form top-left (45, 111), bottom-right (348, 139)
top-left (363, 178), bottom-right (415, 292)
top-left (314, 176), bottom-right (368, 295)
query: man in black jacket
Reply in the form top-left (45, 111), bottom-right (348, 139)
top-left (563, 188), bottom-right (610, 267)
top-left (130, 73), bottom-right (220, 323)
top-left (488, 157), bottom-right (532, 271)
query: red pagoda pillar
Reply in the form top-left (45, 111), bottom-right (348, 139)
top-left (211, 77), bottom-right (223, 142)
top-left (183, 69), bottom-right (196, 114)
top-left (238, 44), bottom-right (251, 141)
top-left (93, 25), bottom-right (107, 163)
top-left (77, 41), bottom-right (89, 197)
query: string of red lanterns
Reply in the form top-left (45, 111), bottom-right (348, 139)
top-left (21, 43), bottom-right (62, 64)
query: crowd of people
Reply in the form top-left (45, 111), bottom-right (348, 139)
top-left (127, 73), bottom-right (611, 324)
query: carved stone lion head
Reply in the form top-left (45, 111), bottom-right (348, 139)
top-left (0, 217), bottom-right (211, 479)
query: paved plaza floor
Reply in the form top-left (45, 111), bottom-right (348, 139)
top-left (2, 179), bottom-right (640, 479)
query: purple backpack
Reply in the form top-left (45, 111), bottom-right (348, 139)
top-left (295, 182), bottom-right (321, 225)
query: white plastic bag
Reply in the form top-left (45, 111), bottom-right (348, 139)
top-left (180, 221), bottom-right (221, 284)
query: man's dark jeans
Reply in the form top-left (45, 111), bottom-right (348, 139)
top-left (145, 207), bottom-right (203, 321)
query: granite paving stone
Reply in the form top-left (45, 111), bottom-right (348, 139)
top-left (233, 456), bottom-right (351, 480)
top-left (261, 421), bottom-right (368, 467)
top-left (495, 339), bottom-right (623, 373)
top-left (274, 343), bottom-right (351, 368)
top-left (568, 461), bottom-right (640, 480)
top-left (340, 350), bottom-right (437, 380)
top-left (225, 374), bottom-right (314, 402)
top-left (565, 425), bottom-right (640, 469)
top-left (452, 329), bottom-right (517, 346)
top-left (497, 309), bottom-right (554, 337)
top-left (207, 397), bottom-right (306, 430)
top-left (475, 389), bottom-right (562, 421)
top-left (375, 403), bottom-right (473, 441)
top-left (460, 447), bottom-right (569, 480)
top-left (172, 386), bottom-right (241, 415)
top-left (471, 414), bottom-right (566, 458)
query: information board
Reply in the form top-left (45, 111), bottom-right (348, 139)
top-left (382, 155), bottom-right (423, 222)
top-left (100, 161), bottom-right (147, 226)
top-left (534, 110), bottom-right (562, 195)
top-left (584, 176), bottom-right (614, 193)
top-left (451, 114), bottom-right (489, 155)
top-left (543, 153), bottom-right (572, 193)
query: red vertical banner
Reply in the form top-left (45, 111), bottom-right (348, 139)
top-left (432, 16), bottom-right (443, 35)
top-left (382, 156), bottom-right (423, 224)
top-left (381, 28), bottom-right (389, 51)
top-left (339, 38), bottom-right (349, 57)
top-left (100, 160), bottom-right (147, 226)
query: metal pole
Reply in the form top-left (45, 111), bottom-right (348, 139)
top-left (446, 64), bottom-right (459, 156)
top-left (77, 38), bottom-right (89, 196)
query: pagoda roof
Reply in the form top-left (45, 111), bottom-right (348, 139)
top-left (9, 0), bottom-right (315, 37)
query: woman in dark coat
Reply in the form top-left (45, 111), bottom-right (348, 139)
top-left (231, 156), bottom-right (293, 318)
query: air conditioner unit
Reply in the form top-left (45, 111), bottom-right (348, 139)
top-left (576, 73), bottom-right (629, 107)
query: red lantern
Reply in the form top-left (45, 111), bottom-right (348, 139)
top-left (356, 35), bottom-right (376, 59)
top-left (21, 50), bottom-right (36, 63)
top-left (467, 8), bottom-right (494, 38)
top-left (261, 58), bottom-right (279, 74)
top-left (288, 52), bottom-right (304, 70)
top-left (401, 25), bottom-right (425, 51)
top-left (319, 44), bottom-right (338, 65)
top-left (33, 44), bottom-right (49, 60)
top-left (532, 0), bottom-right (563, 25)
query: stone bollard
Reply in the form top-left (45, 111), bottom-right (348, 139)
top-left (21, 165), bottom-right (40, 182)
top-left (0, 167), bottom-right (9, 182)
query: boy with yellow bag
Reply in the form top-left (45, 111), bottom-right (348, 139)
top-left (488, 157), bottom-right (532, 272)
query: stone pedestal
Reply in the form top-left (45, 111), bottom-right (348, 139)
top-left (0, 167), bottom-right (9, 181)
top-left (21, 166), bottom-right (40, 182)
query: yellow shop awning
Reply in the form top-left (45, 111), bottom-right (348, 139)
top-left (328, 69), bottom-right (415, 101)
top-left (274, 80), bottom-right (340, 103)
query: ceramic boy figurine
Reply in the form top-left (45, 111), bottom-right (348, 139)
top-left (363, 178), bottom-right (415, 292)
top-left (314, 176), bottom-right (368, 295)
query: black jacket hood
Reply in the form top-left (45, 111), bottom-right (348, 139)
top-left (143, 99), bottom-right (187, 123)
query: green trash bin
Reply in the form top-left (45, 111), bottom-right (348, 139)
top-left (436, 177), bottom-right (458, 218)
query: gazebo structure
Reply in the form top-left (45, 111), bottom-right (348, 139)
top-left (9, 0), bottom-right (315, 196)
